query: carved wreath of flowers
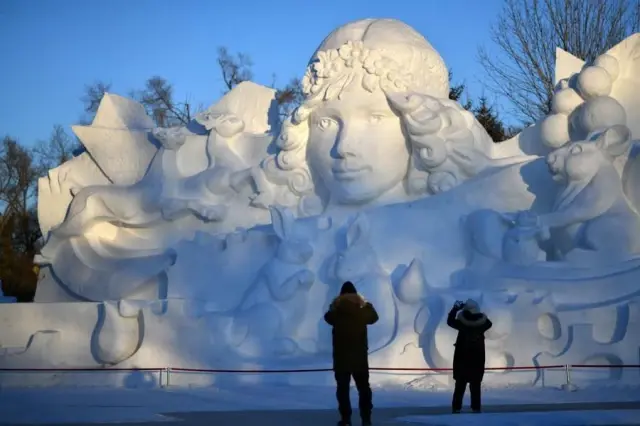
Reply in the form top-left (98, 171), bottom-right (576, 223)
top-left (301, 40), bottom-right (415, 100)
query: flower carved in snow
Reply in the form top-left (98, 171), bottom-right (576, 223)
top-left (339, 40), bottom-right (369, 67)
top-left (301, 40), bottom-right (415, 100)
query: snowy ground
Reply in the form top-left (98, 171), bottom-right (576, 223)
top-left (1, 381), bottom-right (640, 425)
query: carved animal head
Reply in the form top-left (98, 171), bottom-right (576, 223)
top-left (546, 124), bottom-right (631, 183)
top-left (269, 205), bottom-right (313, 265)
top-left (334, 214), bottom-right (379, 281)
top-left (196, 111), bottom-right (245, 137)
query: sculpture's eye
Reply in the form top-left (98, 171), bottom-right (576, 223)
top-left (317, 117), bottom-right (337, 131)
top-left (369, 113), bottom-right (386, 124)
top-left (569, 144), bottom-right (583, 155)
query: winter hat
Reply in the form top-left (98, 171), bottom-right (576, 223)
top-left (340, 281), bottom-right (357, 295)
top-left (463, 298), bottom-right (481, 314)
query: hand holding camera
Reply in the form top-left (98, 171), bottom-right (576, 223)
top-left (453, 300), bottom-right (465, 310)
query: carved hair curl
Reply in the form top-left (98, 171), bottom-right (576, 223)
top-left (387, 93), bottom-right (493, 195)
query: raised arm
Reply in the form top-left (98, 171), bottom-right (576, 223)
top-left (362, 302), bottom-right (379, 325)
top-left (324, 305), bottom-right (336, 326)
top-left (446, 305), bottom-right (462, 330)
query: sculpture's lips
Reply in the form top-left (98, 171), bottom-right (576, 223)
top-left (332, 165), bottom-right (369, 180)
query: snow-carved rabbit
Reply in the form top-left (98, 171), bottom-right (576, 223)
top-left (238, 205), bottom-right (316, 355)
top-left (329, 213), bottom-right (397, 352)
top-left (539, 124), bottom-right (640, 261)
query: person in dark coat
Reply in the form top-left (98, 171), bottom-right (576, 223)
top-left (446, 298), bottom-right (492, 413)
top-left (324, 281), bottom-right (379, 426)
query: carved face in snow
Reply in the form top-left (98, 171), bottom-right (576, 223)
top-left (265, 20), bottom-right (452, 208)
top-left (546, 125), bottom-right (630, 183)
top-left (306, 86), bottom-right (410, 204)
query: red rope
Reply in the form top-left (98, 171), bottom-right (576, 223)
top-left (171, 367), bottom-right (330, 373)
top-left (169, 365), bottom-right (567, 373)
top-left (571, 364), bottom-right (640, 368)
top-left (0, 364), bottom-right (566, 373)
top-left (0, 367), bottom-right (163, 372)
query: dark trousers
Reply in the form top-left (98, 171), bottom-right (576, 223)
top-left (452, 380), bottom-right (481, 411)
top-left (334, 370), bottom-right (373, 422)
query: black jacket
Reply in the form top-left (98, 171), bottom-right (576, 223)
top-left (446, 306), bottom-right (492, 382)
top-left (324, 294), bottom-right (379, 372)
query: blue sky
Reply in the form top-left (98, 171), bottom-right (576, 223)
top-left (0, 0), bottom-right (508, 147)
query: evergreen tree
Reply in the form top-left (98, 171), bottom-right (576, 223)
top-left (448, 71), bottom-right (464, 102)
top-left (474, 97), bottom-right (507, 142)
top-left (448, 71), bottom-right (472, 110)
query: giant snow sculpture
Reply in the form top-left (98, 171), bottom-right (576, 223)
top-left (1, 18), bottom-right (639, 387)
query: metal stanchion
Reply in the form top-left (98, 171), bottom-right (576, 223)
top-left (562, 364), bottom-right (577, 391)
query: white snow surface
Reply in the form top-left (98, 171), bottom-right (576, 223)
top-left (1, 379), bottom-right (639, 425)
top-left (399, 410), bottom-right (640, 425)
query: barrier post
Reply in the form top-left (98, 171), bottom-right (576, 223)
top-left (560, 364), bottom-right (579, 391)
top-left (166, 367), bottom-right (171, 388)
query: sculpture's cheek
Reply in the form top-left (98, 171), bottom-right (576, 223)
top-left (564, 156), bottom-right (597, 182)
top-left (307, 128), bottom-right (337, 193)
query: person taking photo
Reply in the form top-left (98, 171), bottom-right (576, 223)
top-left (324, 281), bottom-right (379, 426)
top-left (446, 298), bottom-right (493, 414)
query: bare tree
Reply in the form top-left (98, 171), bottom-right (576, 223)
top-left (479, 0), bottom-right (640, 124)
top-left (130, 76), bottom-right (198, 127)
top-left (32, 125), bottom-right (78, 173)
top-left (0, 128), bottom-right (83, 301)
top-left (274, 77), bottom-right (304, 118)
top-left (0, 136), bottom-right (41, 301)
top-left (217, 47), bottom-right (253, 92)
top-left (0, 137), bottom-right (37, 234)
top-left (81, 80), bottom-right (112, 116)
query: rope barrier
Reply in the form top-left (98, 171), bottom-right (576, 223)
top-left (1, 364), bottom-right (633, 373)
top-left (171, 367), bottom-right (330, 373)
top-left (1, 364), bottom-right (636, 389)
top-left (0, 367), bottom-right (163, 372)
top-left (570, 364), bottom-right (640, 368)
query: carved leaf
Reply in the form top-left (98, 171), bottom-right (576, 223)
top-left (269, 205), bottom-right (294, 241)
top-left (394, 258), bottom-right (428, 304)
top-left (346, 214), bottom-right (369, 247)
